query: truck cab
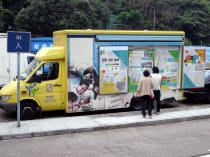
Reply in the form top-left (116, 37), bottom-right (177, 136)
top-left (0, 47), bottom-right (66, 119)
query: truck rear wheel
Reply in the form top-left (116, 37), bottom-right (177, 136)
top-left (20, 101), bottom-right (37, 120)
top-left (130, 97), bottom-right (141, 110)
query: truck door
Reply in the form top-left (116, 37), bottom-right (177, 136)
top-left (27, 62), bottom-right (62, 111)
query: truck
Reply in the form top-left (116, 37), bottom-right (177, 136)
top-left (0, 29), bottom-right (205, 120)
top-left (0, 33), bottom-right (35, 88)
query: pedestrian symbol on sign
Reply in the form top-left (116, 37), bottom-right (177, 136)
top-left (16, 35), bottom-right (22, 49)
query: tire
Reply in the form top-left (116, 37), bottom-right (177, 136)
top-left (130, 97), bottom-right (141, 110)
top-left (20, 101), bottom-right (37, 120)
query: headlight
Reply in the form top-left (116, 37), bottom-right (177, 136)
top-left (1, 95), bottom-right (11, 102)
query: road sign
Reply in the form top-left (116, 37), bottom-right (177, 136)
top-left (7, 31), bottom-right (31, 127)
top-left (7, 31), bottom-right (31, 53)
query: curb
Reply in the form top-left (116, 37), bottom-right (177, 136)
top-left (1, 114), bottom-right (210, 141)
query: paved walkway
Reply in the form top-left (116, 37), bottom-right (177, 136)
top-left (1, 107), bottom-right (210, 140)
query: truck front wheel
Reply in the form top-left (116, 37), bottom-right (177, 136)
top-left (20, 101), bottom-right (37, 120)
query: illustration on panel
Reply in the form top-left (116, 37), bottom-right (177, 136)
top-left (183, 47), bottom-right (205, 88)
top-left (99, 46), bottom-right (128, 94)
top-left (156, 46), bottom-right (180, 89)
top-left (128, 45), bottom-right (154, 92)
top-left (68, 64), bottom-right (101, 112)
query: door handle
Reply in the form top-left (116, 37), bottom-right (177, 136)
top-left (54, 84), bottom-right (62, 87)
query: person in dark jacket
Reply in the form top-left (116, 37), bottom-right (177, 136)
top-left (136, 70), bottom-right (154, 118)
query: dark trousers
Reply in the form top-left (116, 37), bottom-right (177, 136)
top-left (153, 90), bottom-right (161, 112)
top-left (141, 95), bottom-right (152, 116)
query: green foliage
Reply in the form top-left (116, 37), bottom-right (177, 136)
top-left (172, 0), bottom-right (210, 45)
top-left (115, 10), bottom-right (152, 30)
top-left (89, 0), bottom-right (111, 29)
top-left (0, 0), bottom-right (12, 31)
top-left (0, 1), bottom-right (3, 30)
top-left (14, 0), bottom-right (111, 35)
top-left (14, 0), bottom-right (89, 35)
top-left (0, 0), bottom-right (210, 45)
top-left (184, 38), bottom-right (193, 46)
top-left (102, 0), bottom-right (121, 14)
top-left (1, 0), bottom-right (29, 31)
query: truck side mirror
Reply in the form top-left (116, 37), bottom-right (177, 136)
top-left (27, 77), bottom-right (35, 83)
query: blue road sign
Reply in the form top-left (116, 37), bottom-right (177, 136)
top-left (7, 31), bottom-right (31, 53)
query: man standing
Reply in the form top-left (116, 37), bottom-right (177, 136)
top-left (151, 66), bottom-right (162, 115)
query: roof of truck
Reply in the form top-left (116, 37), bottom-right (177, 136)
top-left (35, 47), bottom-right (64, 61)
top-left (53, 29), bottom-right (185, 36)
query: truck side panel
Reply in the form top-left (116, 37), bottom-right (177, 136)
top-left (66, 34), bottom-right (184, 113)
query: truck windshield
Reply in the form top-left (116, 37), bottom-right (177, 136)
top-left (20, 60), bottom-right (40, 80)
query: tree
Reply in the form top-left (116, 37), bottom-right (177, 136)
top-left (89, 0), bottom-right (111, 29)
top-left (172, 0), bottom-right (210, 45)
top-left (115, 10), bottom-right (152, 30)
top-left (14, 0), bottom-right (100, 36)
top-left (2, 0), bottom-right (29, 31)
top-left (102, 0), bottom-right (121, 14)
top-left (126, 0), bottom-right (210, 45)
top-left (0, 0), bottom-right (4, 31)
top-left (0, 0), bottom-right (12, 31)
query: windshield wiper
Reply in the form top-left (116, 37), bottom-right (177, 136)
top-left (19, 76), bottom-right (26, 80)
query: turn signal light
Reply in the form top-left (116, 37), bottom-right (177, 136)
top-left (21, 91), bottom-right (27, 94)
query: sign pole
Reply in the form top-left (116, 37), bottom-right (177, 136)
top-left (7, 31), bottom-right (31, 127)
top-left (17, 52), bottom-right (20, 127)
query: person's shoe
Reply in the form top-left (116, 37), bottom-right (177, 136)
top-left (142, 115), bottom-right (146, 118)
top-left (156, 112), bottom-right (160, 115)
top-left (149, 115), bottom-right (152, 119)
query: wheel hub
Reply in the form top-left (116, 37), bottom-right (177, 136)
top-left (22, 107), bottom-right (33, 119)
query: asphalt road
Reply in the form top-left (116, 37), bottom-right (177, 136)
top-left (1, 118), bottom-right (210, 157)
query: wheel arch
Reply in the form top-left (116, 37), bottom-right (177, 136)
top-left (20, 99), bottom-right (39, 108)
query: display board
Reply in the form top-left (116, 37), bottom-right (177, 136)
top-left (156, 46), bottom-right (180, 89)
top-left (99, 46), bottom-right (128, 94)
top-left (183, 46), bottom-right (205, 88)
top-left (67, 37), bottom-right (101, 112)
top-left (205, 47), bottom-right (210, 70)
top-left (128, 45), bottom-right (154, 92)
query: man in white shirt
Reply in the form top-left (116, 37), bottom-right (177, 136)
top-left (151, 66), bottom-right (162, 115)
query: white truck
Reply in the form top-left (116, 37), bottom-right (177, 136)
top-left (0, 33), bottom-right (34, 88)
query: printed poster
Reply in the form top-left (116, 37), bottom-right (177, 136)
top-left (183, 46), bottom-right (205, 88)
top-left (99, 46), bottom-right (128, 94)
top-left (67, 38), bottom-right (102, 112)
top-left (205, 47), bottom-right (210, 70)
top-left (156, 46), bottom-right (180, 89)
top-left (128, 45), bottom-right (154, 92)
